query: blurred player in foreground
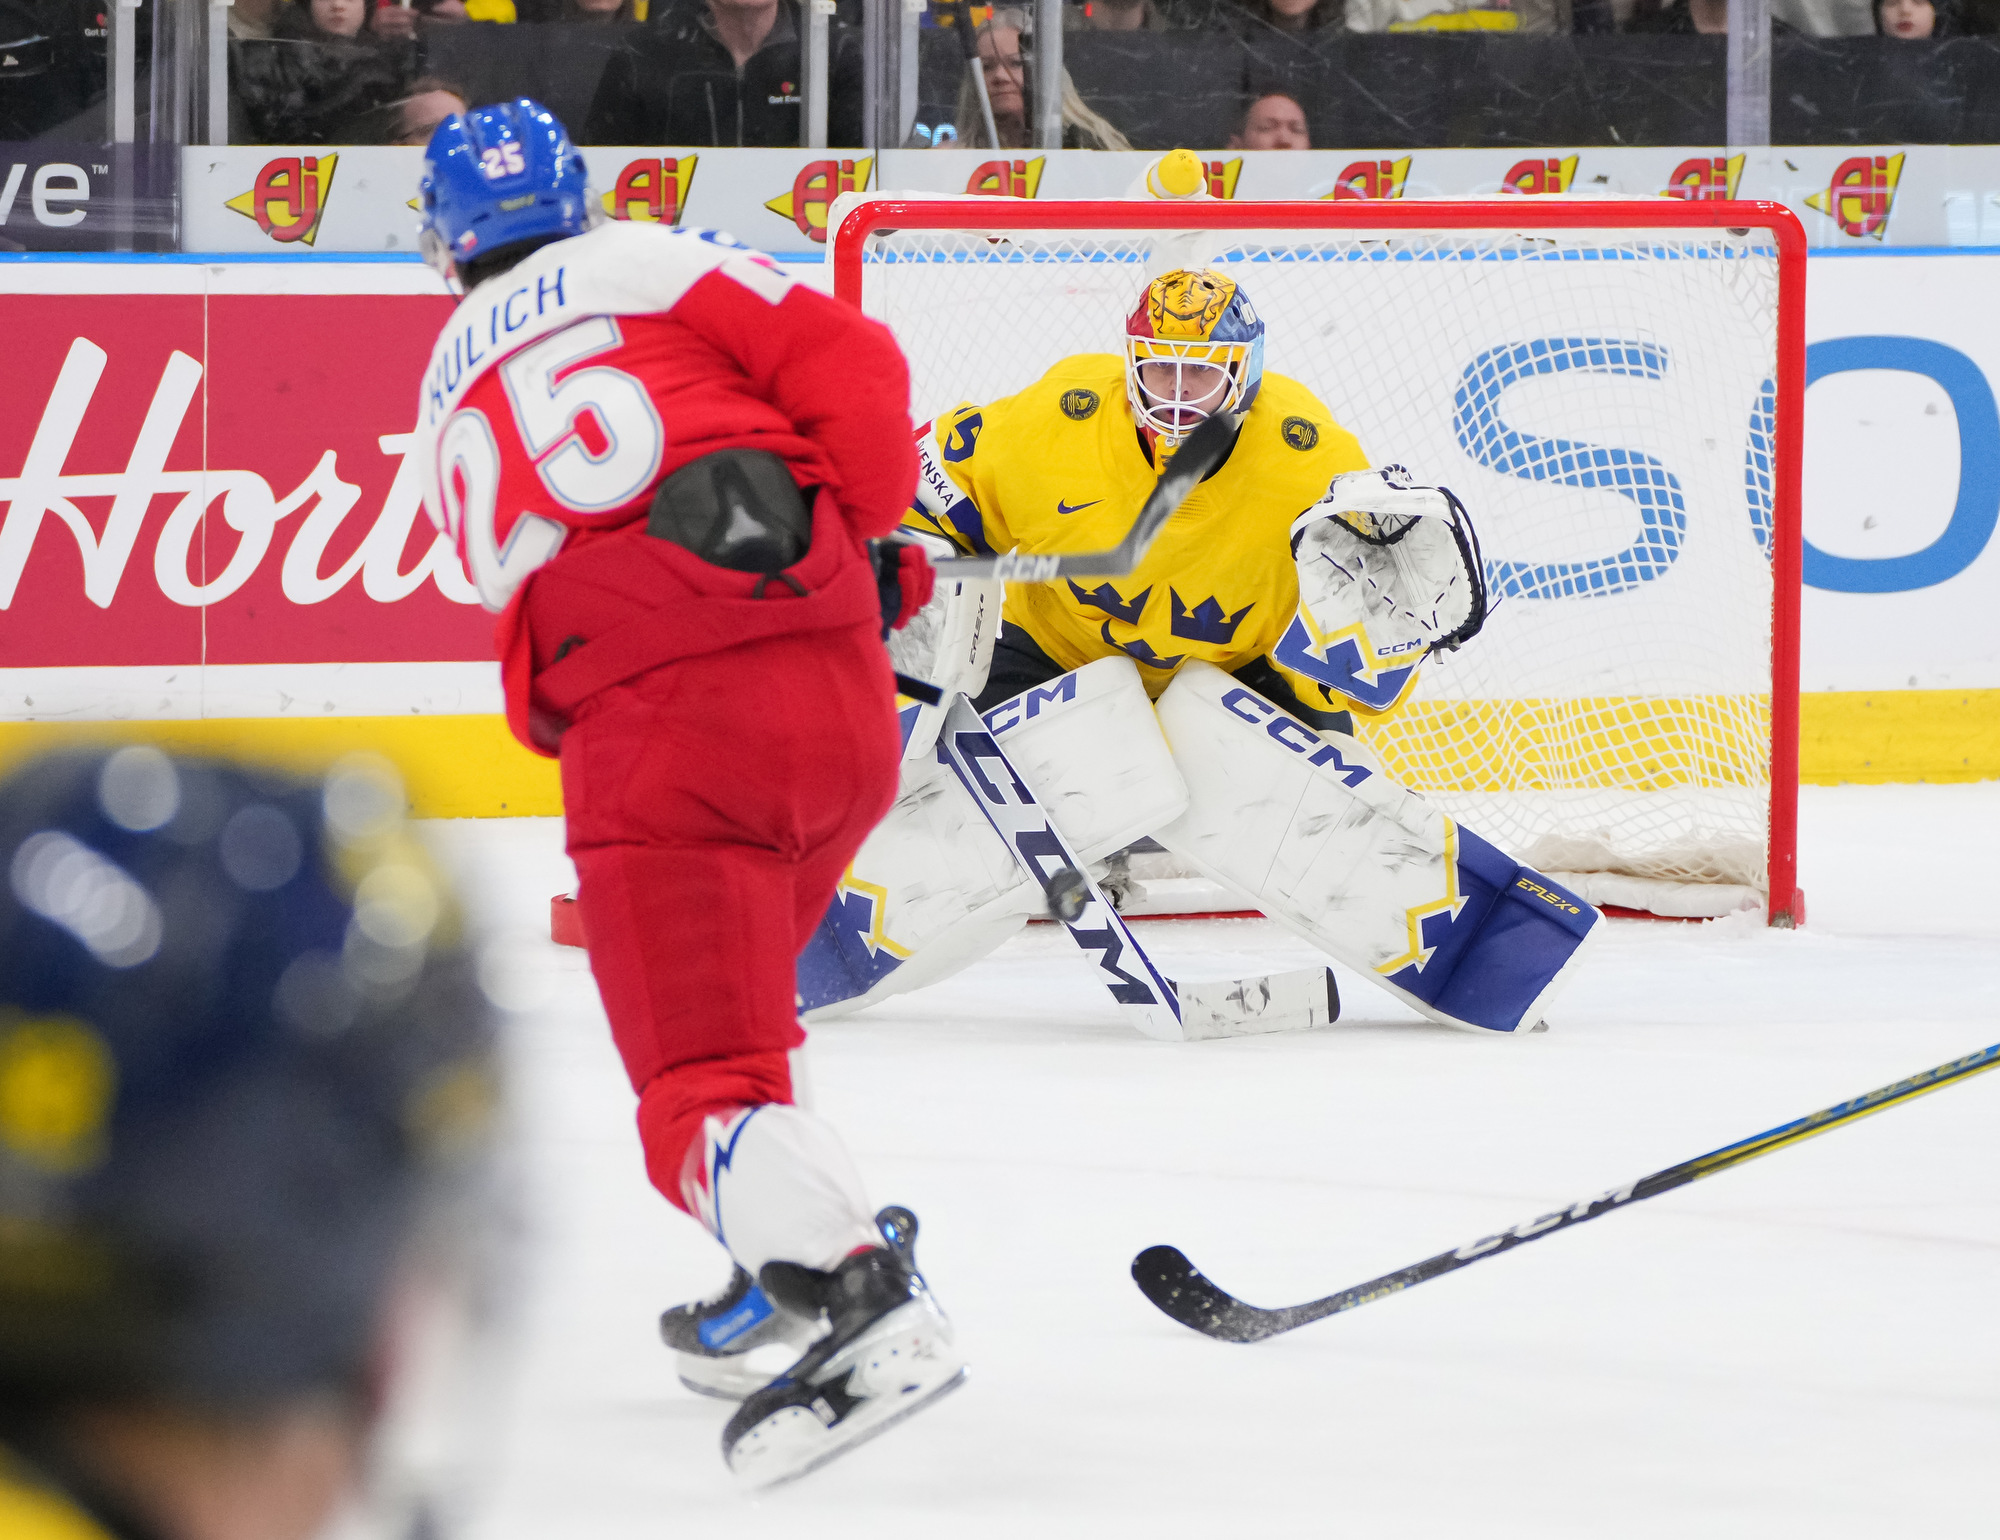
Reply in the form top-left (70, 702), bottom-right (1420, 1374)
top-left (0, 746), bottom-right (499, 1540)
top-left (802, 155), bottom-right (1603, 1036)
top-left (412, 100), bottom-right (961, 1487)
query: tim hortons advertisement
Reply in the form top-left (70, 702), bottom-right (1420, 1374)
top-left (181, 142), bottom-right (2000, 255)
top-left (0, 284), bottom-right (488, 677)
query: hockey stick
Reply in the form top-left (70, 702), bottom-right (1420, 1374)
top-left (934, 693), bottom-right (1339, 1042)
top-left (1134, 1039), bottom-right (2000, 1342)
top-left (931, 410), bottom-right (1237, 581)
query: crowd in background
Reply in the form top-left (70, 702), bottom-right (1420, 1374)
top-left (0, 0), bottom-right (1979, 148)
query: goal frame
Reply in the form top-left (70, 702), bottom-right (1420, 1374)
top-left (832, 197), bottom-right (1807, 927)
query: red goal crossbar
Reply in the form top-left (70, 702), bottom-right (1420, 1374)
top-left (833, 199), bottom-right (1806, 926)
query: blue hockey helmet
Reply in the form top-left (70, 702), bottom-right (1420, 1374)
top-left (419, 97), bottom-right (595, 283)
top-left (0, 746), bottom-right (500, 1406)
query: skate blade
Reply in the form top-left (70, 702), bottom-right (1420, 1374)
top-left (728, 1305), bottom-right (966, 1492)
top-left (676, 1341), bottom-right (809, 1402)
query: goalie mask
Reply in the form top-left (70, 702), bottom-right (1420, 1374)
top-left (1124, 269), bottom-right (1265, 447)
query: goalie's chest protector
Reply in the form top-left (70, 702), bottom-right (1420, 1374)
top-left (951, 357), bottom-right (1368, 690)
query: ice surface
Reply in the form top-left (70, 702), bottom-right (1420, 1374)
top-left (424, 784), bottom-right (2000, 1539)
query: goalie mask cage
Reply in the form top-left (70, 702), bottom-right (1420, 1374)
top-left (833, 198), bottom-right (1805, 926)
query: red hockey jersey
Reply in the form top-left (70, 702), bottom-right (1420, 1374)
top-left (413, 221), bottom-right (917, 752)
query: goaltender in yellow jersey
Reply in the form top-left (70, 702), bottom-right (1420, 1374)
top-left (904, 268), bottom-right (1379, 730)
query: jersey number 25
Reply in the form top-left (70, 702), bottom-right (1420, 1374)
top-left (436, 316), bottom-right (666, 609)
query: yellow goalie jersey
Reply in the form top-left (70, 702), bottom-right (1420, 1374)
top-left (904, 353), bottom-right (1373, 727)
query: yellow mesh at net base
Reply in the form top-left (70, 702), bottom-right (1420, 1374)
top-left (1358, 696), bottom-right (1772, 793)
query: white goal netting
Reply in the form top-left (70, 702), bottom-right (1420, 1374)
top-left (846, 211), bottom-right (1790, 916)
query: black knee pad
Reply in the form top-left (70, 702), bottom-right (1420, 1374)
top-left (646, 449), bottom-right (813, 574)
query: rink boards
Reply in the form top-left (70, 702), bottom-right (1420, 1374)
top-left (0, 251), bottom-right (1994, 814)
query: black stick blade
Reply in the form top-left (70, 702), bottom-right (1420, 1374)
top-left (1131, 1245), bottom-right (1283, 1344)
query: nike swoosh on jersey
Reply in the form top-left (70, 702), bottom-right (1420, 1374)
top-left (1056, 498), bottom-right (1102, 516)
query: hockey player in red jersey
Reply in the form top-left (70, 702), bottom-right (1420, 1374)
top-left (413, 100), bottom-right (962, 1487)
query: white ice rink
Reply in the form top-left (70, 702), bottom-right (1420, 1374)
top-left (427, 783), bottom-right (1999, 1540)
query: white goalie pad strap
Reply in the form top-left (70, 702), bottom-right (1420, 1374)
top-left (1151, 662), bottom-right (1601, 1034)
top-left (798, 656), bottom-right (1189, 1019)
top-left (1273, 469), bottom-right (1480, 714)
top-left (888, 529), bottom-right (1001, 761)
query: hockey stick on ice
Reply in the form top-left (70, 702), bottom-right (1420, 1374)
top-left (1133, 1039), bottom-right (2000, 1342)
top-left (934, 693), bottom-right (1339, 1042)
top-left (931, 410), bottom-right (1237, 581)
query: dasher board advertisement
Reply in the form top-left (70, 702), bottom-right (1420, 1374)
top-left (0, 254), bottom-right (1994, 800)
top-left (181, 142), bottom-right (2000, 256)
top-left (0, 144), bottom-right (175, 252)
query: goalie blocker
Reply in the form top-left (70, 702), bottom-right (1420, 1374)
top-left (800, 656), bottom-right (1600, 1036)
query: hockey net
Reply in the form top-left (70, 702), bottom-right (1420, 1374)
top-left (833, 198), bottom-right (1804, 923)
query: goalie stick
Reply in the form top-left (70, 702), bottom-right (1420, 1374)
top-left (1134, 1039), bottom-right (2000, 1342)
top-left (933, 693), bottom-right (1338, 1042)
top-left (930, 410), bottom-right (1237, 582)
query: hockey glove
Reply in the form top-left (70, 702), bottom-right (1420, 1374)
top-left (871, 537), bottom-right (937, 636)
top-left (1272, 466), bottom-right (1489, 713)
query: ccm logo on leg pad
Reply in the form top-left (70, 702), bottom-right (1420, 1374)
top-left (982, 673), bottom-right (1079, 735)
top-left (1219, 687), bottom-right (1371, 788)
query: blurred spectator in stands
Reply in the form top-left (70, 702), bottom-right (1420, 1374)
top-left (1345, 0), bottom-right (1571, 29)
top-left (1068, 0), bottom-right (1233, 26)
top-left (956, 8), bottom-right (1132, 147)
top-left (1233, 0), bottom-right (1345, 35)
top-left (1228, 88), bottom-right (1309, 146)
top-left (229, 0), bottom-right (282, 37)
top-left (585, 0), bottom-right (863, 145)
top-left (553, 0), bottom-right (643, 18)
top-left (1876, 0), bottom-right (1951, 32)
top-left (238, 0), bottom-right (418, 141)
top-left (393, 74), bottom-right (470, 139)
top-left (273, 0), bottom-right (368, 37)
top-left (372, 0), bottom-right (520, 41)
top-left (1640, 0), bottom-right (1736, 30)
top-left (1070, 0), bottom-right (1170, 25)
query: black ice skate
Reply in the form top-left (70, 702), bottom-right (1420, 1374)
top-left (659, 1265), bottom-right (824, 1400)
top-left (721, 1206), bottom-right (965, 1490)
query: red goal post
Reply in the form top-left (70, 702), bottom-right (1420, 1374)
top-left (833, 197), bottom-right (1806, 926)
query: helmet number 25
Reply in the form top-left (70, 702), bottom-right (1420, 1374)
top-left (480, 141), bottom-right (528, 179)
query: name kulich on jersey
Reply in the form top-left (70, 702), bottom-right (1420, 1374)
top-left (904, 354), bottom-right (1383, 722)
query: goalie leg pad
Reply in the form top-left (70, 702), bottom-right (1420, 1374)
top-left (1151, 662), bottom-right (1599, 1033)
top-left (798, 656), bottom-right (1189, 1017)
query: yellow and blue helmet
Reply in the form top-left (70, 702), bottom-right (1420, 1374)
top-left (1123, 268), bottom-right (1265, 445)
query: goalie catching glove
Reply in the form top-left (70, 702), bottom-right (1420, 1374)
top-left (1275, 465), bottom-right (1489, 715)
